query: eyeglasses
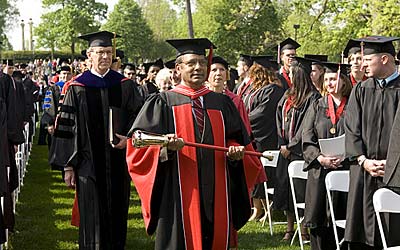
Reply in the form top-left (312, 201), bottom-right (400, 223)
top-left (91, 50), bottom-right (113, 56)
top-left (180, 59), bottom-right (208, 68)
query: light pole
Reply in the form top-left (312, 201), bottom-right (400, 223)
top-left (28, 18), bottom-right (34, 51)
top-left (293, 24), bottom-right (300, 41)
top-left (21, 20), bottom-right (25, 51)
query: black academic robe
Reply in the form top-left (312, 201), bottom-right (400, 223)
top-left (243, 83), bottom-right (285, 197)
top-left (302, 96), bottom-right (350, 250)
top-left (126, 86), bottom-right (262, 250)
top-left (302, 96), bottom-right (349, 227)
top-left (384, 101), bottom-right (400, 190)
top-left (50, 70), bottom-right (143, 250)
top-left (139, 80), bottom-right (159, 100)
top-left (273, 91), bottom-right (320, 212)
top-left (0, 73), bottom-right (9, 244)
top-left (13, 78), bottom-right (27, 145)
top-left (344, 76), bottom-right (400, 247)
top-left (22, 77), bottom-right (39, 141)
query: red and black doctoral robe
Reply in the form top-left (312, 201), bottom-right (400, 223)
top-left (126, 85), bottom-right (262, 250)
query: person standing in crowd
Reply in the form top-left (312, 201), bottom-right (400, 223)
top-left (206, 56), bottom-right (251, 135)
top-left (304, 54), bottom-right (328, 94)
top-left (155, 68), bottom-right (172, 92)
top-left (241, 56), bottom-right (285, 222)
top-left (126, 38), bottom-right (262, 250)
top-left (274, 57), bottom-right (320, 241)
top-left (140, 59), bottom-right (163, 99)
top-left (164, 59), bottom-right (181, 87)
top-left (49, 31), bottom-right (143, 249)
top-left (123, 63), bottom-right (137, 80)
top-left (302, 62), bottom-right (352, 250)
top-left (235, 54), bottom-right (253, 95)
top-left (344, 36), bottom-right (400, 250)
top-left (206, 55), bottom-right (256, 249)
top-left (343, 39), bottom-right (367, 86)
top-left (277, 38), bottom-right (301, 90)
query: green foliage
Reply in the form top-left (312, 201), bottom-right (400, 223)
top-left (102, 0), bottom-right (159, 62)
top-left (35, 0), bottom-right (107, 54)
top-left (0, 0), bottom-right (19, 50)
top-left (1, 49), bottom-right (81, 62)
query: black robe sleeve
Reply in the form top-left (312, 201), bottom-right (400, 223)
top-left (50, 86), bottom-right (79, 169)
top-left (302, 101), bottom-right (320, 169)
top-left (344, 84), bottom-right (364, 159)
top-left (248, 85), bottom-right (284, 151)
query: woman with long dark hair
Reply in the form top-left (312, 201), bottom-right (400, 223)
top-left (274, 57), bottom-right (320, 241)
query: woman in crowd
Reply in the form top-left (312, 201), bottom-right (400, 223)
top-left (155, 68), bottom-right (172, 92)
top-left (242, 57), bottom-right (285, 222)
top-left (302, 63), bottom-right (352, 250)
top-left (274, 57), bottom-right (320, 241)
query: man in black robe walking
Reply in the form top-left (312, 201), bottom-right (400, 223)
top-left (50, 31), bottom-right (143, 249)
top-left (126, 38), bottom-right (263, 250)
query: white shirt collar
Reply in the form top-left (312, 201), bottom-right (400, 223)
top-left (91, 68), bottom-right (110, 78)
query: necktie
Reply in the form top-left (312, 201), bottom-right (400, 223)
top-left (381, 79), bottom-right (387, 88)
top-left (193, 97), bottom-right (204, 133)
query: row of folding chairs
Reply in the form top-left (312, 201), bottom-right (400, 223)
top-left (261, 151), bottom-right (400, 250)
top-left (1, 114), bottom-right (35, 250)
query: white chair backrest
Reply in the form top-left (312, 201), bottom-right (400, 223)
top-left (325, 171), bottom-right (350, 192)
top-left (261, 150), bottom-right (280, 167)
top-left (288, 160), bottom-right (307, 179)
top-left (373, 188), bottom-right (400, 213)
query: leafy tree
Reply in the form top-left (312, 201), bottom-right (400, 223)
top-left (102, 0), bottom-right (156, 62)
top-left (137, 0), bottom-right (178, 59)
top-left (0, 0), bottom-right (19, 50)
top-left (35, 0), bottom-right (107, 55)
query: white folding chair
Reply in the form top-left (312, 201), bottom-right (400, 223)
top-left (260, 150), bottom-right (281, 235)
top-left (288, 160), bottom-right (308, 250)
top-left (373, 188), bottom-right (400, 250)
top-left (325, 170), bottom-right (349, 250)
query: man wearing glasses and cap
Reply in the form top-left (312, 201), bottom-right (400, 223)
top-left (126, 38), bottom-right (262, 250)
top-left (344, 36), bottom-right (400, 250)
top-left (50, 31), bottom-right (143, 249)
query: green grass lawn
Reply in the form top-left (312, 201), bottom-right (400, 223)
top-left (7, 138), bottom-right (309, 250)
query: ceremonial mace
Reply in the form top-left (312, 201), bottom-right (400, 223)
top-left (132, 130), bottom-right (274, 160)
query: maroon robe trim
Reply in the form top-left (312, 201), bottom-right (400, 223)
top-left (126, 142), bottom-right (161, 232)
top-left (207, 109), bottom-right (229, 250)
top-left (172, 103), bottom-right (202, 250)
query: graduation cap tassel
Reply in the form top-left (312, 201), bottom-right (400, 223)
top-left (132, 130), bottom-right (274, 160)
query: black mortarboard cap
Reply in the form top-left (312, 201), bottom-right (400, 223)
top-left (60, 65), bottom-right (72, 72)
top-left (276, 38), bottom-right (301, 52)
top-left (304, 54), bottom-right (328, 64)
top-left (354, 36), bottom-right (400, 56)
top-left (251, 55), bottom-right (277, 69)
top-left (2, 59), bottom-right (13, 66)
top-left (123, 63), bottom-right (136, 71)
top-left (238, 54), bottom-right (253, 66)
top-left (143, 58), bottom-right (164, 73)
top-left (211, 56), bottom-right (229, 69)
top-left (166, 38), bottom-right (216, 57)
top-left (321, 62), bottom-right (351, 74)
top-left (19, 63), bottom-right (28, 69)
top-left (343, 39), bottom-right (361, 57)
top-left (164, 59), bottom-right (176, 69)
top-left (78, 30), bottom-right (120, 47)
top-left (293, 57), bottom-right (313, 74)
